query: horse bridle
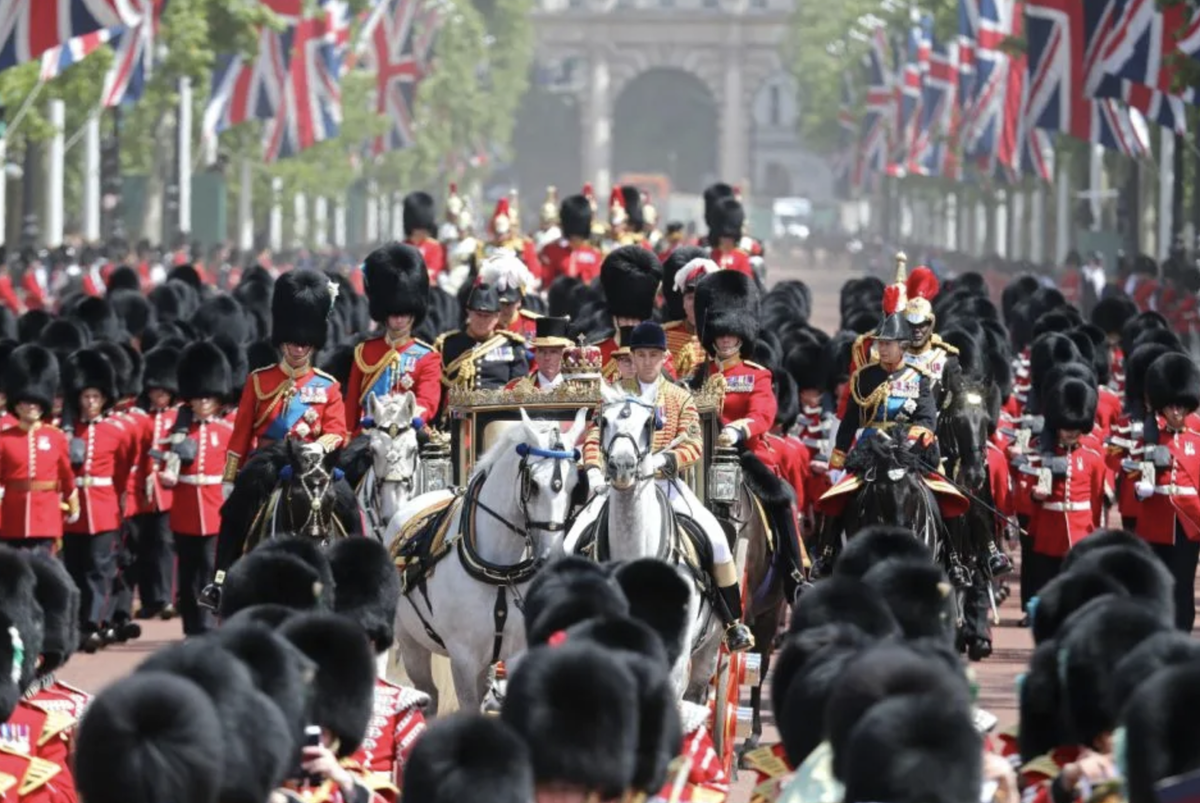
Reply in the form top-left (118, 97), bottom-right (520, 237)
top-left (284, 457), bottom-right (335, 539)
top-left (601, 397), bottom-right (658, 485)
top-left (375, 421), bottom-right (419, 494)
top-left (472, 436), bottom-right (581, 544)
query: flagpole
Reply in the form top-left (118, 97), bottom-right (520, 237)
top-left (1088, 145), bottom-right (1103, 233)
top-left (6, 82), bottom-right (45, 140)
top-left (1159, 128), bottom-right (1174, 260)
top-left (45, 100), bottom-right (65, 248)
top-left (1030, 181), bottom-right (1045, 264)
top-left (83, 112), bottom-right (101, 242)
top-left (1055, 158), bottom-right (1070, 263)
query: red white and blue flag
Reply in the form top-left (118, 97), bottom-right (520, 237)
top-left (99, 0), bottom-right (161, 107)
top-left (958, 0), bottom-right (1020, 163)
top-left (0, 0), bottom-right (141, 71)
top-left (857, 26), bottom-right (894, 187)
top-left (38, 27), bottom-right (113, 81)
top-left (895, 15), bottom-right (931, 172)
top-left (916, 38), bottom-right (958, 178)
top-left (361, 0), bottom-right (440, 156)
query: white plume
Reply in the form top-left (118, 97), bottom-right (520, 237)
top-left (673, 258), bottom-right (719, 293)
top-left (481, 253), bottom-right (535, 293)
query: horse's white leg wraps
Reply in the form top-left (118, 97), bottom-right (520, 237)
top-left (660, 479), bottom-right (733, 566)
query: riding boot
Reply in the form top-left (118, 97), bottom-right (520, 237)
top-left (809, 515), bottom-right (840, 579)
top-left (946, 552), bottom-right (971, 589)
top-left (985, 541), bottom-right (1014, 577)
top-left (713, 561), bottom-right (755, 652)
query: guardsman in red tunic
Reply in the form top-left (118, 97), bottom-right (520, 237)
top-left (402, 191), bottom-right (446, 281)
top-left (128, 346), bottom-right (180, 620)
top-left (61, 349), bottom-right (134, 652)
top-left (656, 221), bottom-right (687, 261)
top-left (331, 539), bottom-right (430, 799)
top-left (0, 347), bottom-right (77, 553)
top-left (706, 197), bottom-right (754, 279)
top-left (539, 193), bottom-right (604, 285)
top-left (346, 243), bottom-right (441, 431)
top-left (595, 246), bottom-right (676, 382)
top-left (160, 342), bottom-right (234, 637)
top-left (503, 317), bottom-right (574, 393)
top-left (1131, 352), bottom-right (1200, 632)
top-left (18, 260), bottom-right (48, 313)
top-left (661, 249), bottom-right (715, 383)
top-left (480, 253), bottom-right (541, 343)
top-left (1025, 378), bottom-right (1106, 601)
top-left (790, 336), bottom-right (836, 522)
top-left (221, 270), bottom-right (349, 489)
top-left (1091, 296), bottom-right (1137, 395)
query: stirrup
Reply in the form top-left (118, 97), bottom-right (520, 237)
top-left (947, 558), bottom-right (971, 589)
top-left (724, 622), bottom-right (756, 653)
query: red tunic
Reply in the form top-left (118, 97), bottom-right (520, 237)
top-left (8, 696), bottom-right (76, 792)
top-left (1106, 414), bottom-right (1142, 522)
top-left (767, 433), bottom-right (808, 516)
top-left (1020, 746), bottom-right (1086, 803)
top-left (0, 424), bottom-right (76, 540)
top-left (80, 266), bottom-right (105, 298)
top-left (504, 310), bottom-right (539, 343)
top-left (19, 271), bottom-right (47, 312)
top-left (0, 276), bottom-right (21, 315)
top-left (539, 239), bottom-right (603, 284)
top-left (653, 703), bottom-right (729, 802)
top-left (1131, 422), bottom-right (1200, 545)
top-left (404, 238), bottom-right (444, 279)
top-left (170, 418), bottom-right (234, 537)
top-left (225, 363), bottom-right (348, 480)
top-left (701, 356), bottom-right (777, 464)
top-left (0, 744), bottom-right (74, 803)
top-left (344, 678), bottom-right (429, 799)
top-left (64, 417), bottom-right (131, 536)
top-left (708, 247), bottom-right (754, 278)
top-left (1095, 387), bottom-right (1121, 441)
top-left (0, 413), bottom-right (16, 432)
top-left (132, 406), bottom-right (178, 515)
top-left (1029, 444), bottom-right (1107, 557)
top-left (344, 337), bottom-right (441, 433)
top-left (112, 406), bottom-right (149, 517)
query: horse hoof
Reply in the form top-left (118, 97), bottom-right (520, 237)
top-left (118, 622), bottom-right (142, 641)
top-left (967, 639), bottom-right (993, 661)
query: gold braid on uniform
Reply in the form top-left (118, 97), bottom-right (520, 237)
top-left (850, 369), bottom-right (889, 427)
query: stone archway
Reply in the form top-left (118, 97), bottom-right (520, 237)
top-left (512, 86), bottom-right (583, 203)
top-left (610, 67), bottom-right (719, 194)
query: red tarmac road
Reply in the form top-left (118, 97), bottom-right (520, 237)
top-left (56, 255), bottom-right (1035, 802)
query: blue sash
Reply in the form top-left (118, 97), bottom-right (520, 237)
top-left (363, 343), bottom-right (431, 408)
top-left (265, 374), bottom-right (334, 441)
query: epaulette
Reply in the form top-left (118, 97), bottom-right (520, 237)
top-left (250, 364), bottom-right (277, 377)
top-left (518, 309), bottom-right (542, 321)
top-left (905, 361), bottom-right (934, 379)
top-left (433, 330), bottom-right (460, 353)
top-left (931, 334), bottom-right (960, 355)
top-left (745, 360), bottom-right (768, 371)
top-left (312, 367), bottom-right (338, 382)
top-left (663, 320), bottom-right (685, 331)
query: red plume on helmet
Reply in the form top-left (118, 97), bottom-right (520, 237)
top-left (883, 284), bottom-right (906, 315)
top-left (906, 266), bottom-right (940, 302)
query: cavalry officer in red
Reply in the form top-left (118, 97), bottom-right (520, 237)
top-left (1132, 352), bottom-right (1200, 631)
top-left (129, 346), bottom-right (181, 620)
top-left (0, 345), bottom-right (78, 553)
top-left (705, 197), bottom-right (754, 278)
top-left (160, 342), bottom-right (235, 637)
top-left (595, 246), bottom-right (676, 382)
top-left (346, 242), bottom-right (441, 431)
top-left (1025, 377), bottom-right (1107, 600)
top-left (402, 191), bottom-right (446, 280)
top-left (62, 348), bottom-right (133, 652)
top-left (538, 193), bottom-right (604, 285)
top-left (503, 317), bottom-right (574, 392)
top-left (222, 269), bottom-right (349, 489)
top-left (661, 248), bottom-right (715, 382)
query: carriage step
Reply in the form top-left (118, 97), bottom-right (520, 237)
top-left (738, 653), bottom-right (762, 688)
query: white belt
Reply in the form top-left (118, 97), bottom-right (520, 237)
top-left (178, 475), bottom-right (224, 486)
top-left (75, 477), bottom-right (113, 487)
top-left (1042, 501), bottom-right (1091, 512)
top-left (1155, 485), bottom-right (1199, 497)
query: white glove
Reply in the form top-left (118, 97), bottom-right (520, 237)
top-left (222, 482), bottom-right (234, 501)
top-left (828, 468), bottom-right (846, 486)
top-left (159, 472), bottom-right (178, 489)
top-left (810, 459), bottom-right (829, 475)
top-left (718, 426), bottom-right (741, 446)
top-left (65, 511), bottom-right (80, 525)
top-left (652, 453), bottom-right (669, 473)
top-left (586, 468), bottom-right (607, 495)
top-left (1135, 481), bottom-right (1154, 500)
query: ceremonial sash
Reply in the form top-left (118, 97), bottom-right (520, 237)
top-left (362, 342), bottom-right (432, 405)
top-left (265, 374), bottom-right (333, 441)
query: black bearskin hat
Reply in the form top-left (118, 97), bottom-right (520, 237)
top-left (1091, 295), bottom-right (1138, 335)
top-left (702, 183), bottom-right (736, 229)
top-left (1146, 352), bottom-right (1200, 412)
top-left (834, 525), bottom-right (932, 579)
top-left (141, 345), bottom-right (181, 396)
top-left (660, 245), bottom-right (707, 322)
top-left (600, 246), bottom-right (662, 321)
top-left (28, 552), bottom-right (79, 675)
top-left (1109, 631), bottom-right (1200, 720)
top-left (619, 186), bottom-right (644, 231)
top-left (74, 673), bottom-right (225, 803)
top-left (402, 191), bottom-right (437, 236)
top-left (785, 337), bottom-right (829, 393)
top-left (328, 538), bottom-right (400, 655)
top-left (0, 548), bottom-right (44, 714)
top-left (1029, 566), bottom-right (1126, 645)
top-left (278, 612), bottom-right (377, 757)
top-left (3, 344), bottom-right (58, 416)
top-left (611, 559), bottom-right (691, 668)
top-left (66, 347), bottom-right (118, 408)
top-left (191, 295), bottom-right (251, 346)
top-left (559, 194), bottom-right (593, 240)
top-left (522, 557), bottom-right (628, 647)
top-left (695, 269), bottom-right (759, 357)
top-left (788, 576), bottom-right (900, 639)
top-left (1044, 377), bottom-right (1098, 433)
top-left (1066, 544), bottom-right (1174, 624)
top-left (860, 558), bottom-right (954, 641)
top-left (73, 295), bottom-right (122, 342)
top-left (1125, 342), bottom-right (1174, 417)
top-left (710, 197), bottom-right (745, 240)
top-left (271, 269), bottom-right (335, 350)
top-left (363, 242), bottom-right (430, 325)
top-left (1124, 662), bottom-right (1200, 803)
top-left (108, 289), bottom-right (154, 340)
top-left (93, 341), bottom-right (136, 399)
top-left (218, 538), bottom-right (335, 619)
top-left (178, 341), bottom-right (232, 402)
top-left (403, 714), bottom-right (534, 803)
top-left (38, 318), bottom-right (89, 358)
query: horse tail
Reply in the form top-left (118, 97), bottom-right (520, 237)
top-left (337, 434), bottom-right (374, 488)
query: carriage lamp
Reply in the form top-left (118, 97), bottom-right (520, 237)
top-left (709, 446), bottom-right (742, 504)
top-left (419, 439), bottom-right (454, 494)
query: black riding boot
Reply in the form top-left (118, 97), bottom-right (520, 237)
top-left (809, 515), bottom-right (840, 579)
top-left (716, 583), bottom-right (755, 653)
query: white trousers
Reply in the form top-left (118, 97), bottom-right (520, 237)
top-left (659, 477), bottom-right (733, 566)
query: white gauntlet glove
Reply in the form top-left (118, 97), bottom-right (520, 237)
top-left (827, 468), bottom-right (846, 486)
top-left (586, 468), bottom-right (607, 496)
top-left (652, 453), bottom-right (669, 473)
top-left (718, 426), bottom-right (742, 446)
top-left (222, 482), bottom-right (235, 501)
top-left (1135, 481), bottom-right (1154, 500)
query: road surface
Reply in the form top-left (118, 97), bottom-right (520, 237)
top-left (57, 253), bottom-right (1035, 801)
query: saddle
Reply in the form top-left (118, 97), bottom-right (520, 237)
top-left (389, 494), bottom-right (464, 595)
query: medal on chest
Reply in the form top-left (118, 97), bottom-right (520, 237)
top-left (36, 436), bottom-right (50, 451)
top-left (298, 384), bottom-right (328, 404)
top-left (484, 346), bottom-right (514, 362)
top-left (726, 374), bottom-right (754, 393)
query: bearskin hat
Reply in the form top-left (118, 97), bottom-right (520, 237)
top-left (137, 640), bottom-right (294, 803)
top-left (1029, 567), bottom-right (1126, 645)
top-left (1061, 528), bottom-right (1152, 571)
top-left (523, 557), bottom-right (628, 647)
top-left (3, 344), bottom-right (58, 416)
top-left (773, 368), bottom-right (800, 430)
top-left (141, 345), bottom-right (181, 397)
top-left (17, 309), bottom-right (51, 344)
top-left (402, 191), bottom-right (437, 236)
top-left (702, 183), bottom-right (736, 229)
top-left (619, 186), bottom-right (644, 231)
top-left (1044, 377), bottom-right (1098, 433)
top-left (168, 264), bottom-right (204, 295)
top-left (93, 341), bottom-right (136, 399)
top-left (108, 289), bottom-right (154, 340)
top-left (363, 242), bottom-right (430, 325)
top-left (0, 548), bottom-right (44, 714)
top-left (328, 538), bottom-right (400, 655)
top-left (600, 246), bottom-right (662, 321)
top-left (1067, 544), bottom-right (1174, 624)
top-left (218, 539), bottom-right (335, 619)
top-left (860, 559), bottom-right (954, 641)
top-left (278, 612), bottom-right (377, 757)
top-left (1091, 294), bottom-right (1138, 335)
top-left (1124, 342), bottom-right (1173, 417)
top-left (660, 246), bottom-right (707, 322)
top-left (834, 525), bottom-right (933, 580)
top-left (66, 347), bottom-right (118, 408)
top-left (559, 194), bottom-right (593, 240)
top-left (28, 551), bottom-right (79, 675)
top-left (191, 295), bottom-right (251, 346)
top-left (38, 318), bottom-right (89, 358)
top-left (271, 269), bottom-right (334, 350)
top-left (74, 673), bottom-right (225, 803)
top-left (1124, 662), bottom-right (1200, 803)
top-left (1146, 352), bottom-right (1200, 412)
top-left (1109, 631), bottom-right (1200, 720)
top-left (785, 337), bottom-right (828, 393)
top-left (105, 265), bottom-right (141, 293)
top-left (611, 559), bottom-right (691, 668)
top-left (1029, 333), bottom-right (1082, 395)
top-left (403, 714), bottom-right (534, 803)
top-left (695, 269), bottom-right (759, 357)
top-left (502, 643), bottom-right (639, 798)
top-left (788, 576), bottom-right (901, 639)
top-left (178, 341), bottom-right (232, 402)
top-left (73, 295), bottom-right (123, 342)
top-left (710, 197), bottom-right (745, 241)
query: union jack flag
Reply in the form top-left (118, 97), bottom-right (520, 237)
top-left (833, 69), bottom-right (859, 193)
top-left (263, 2), bottom-right (344, 163)
top-left (99, 0), bottom-right (161, 108)
top-left (361, 0), bottom-right (440, 156)
top-left (1025, 0), bottom-right (1150, 156)
top-left (857, 26), bottom-right (894, 186)
top-left (916, 38), bottom-right (958, 178)
top-left (958, 0), bottom-right (1020, 162)
top-left (896, 15), bottom-right (932, 172)
top-left (0, 0), bottom-right (141, 71)
top-left (38, 27), bottom-right (113, 81)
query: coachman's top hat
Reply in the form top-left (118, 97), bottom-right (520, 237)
top-left (532, 316), bottom-right (573, 349)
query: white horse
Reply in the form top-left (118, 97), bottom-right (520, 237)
top-left (566, 383), bottom-right (717, 702)
top-left (386, 408), bottom-right (588, 712)
top-left (357, 392), bottom-right (422, 536)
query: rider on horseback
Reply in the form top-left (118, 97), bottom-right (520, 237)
top-left (582, 321), bottom-right (757, 653)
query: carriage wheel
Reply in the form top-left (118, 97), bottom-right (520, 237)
top-left (709, 644), bottom-right (743, 780)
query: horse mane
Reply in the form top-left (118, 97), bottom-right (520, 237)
top-left (844, 429), bottom-right (926, 475)
top-left (336, 433), bottom-right (374, 487)
top-left (472, 420), bottom-right (556, 478)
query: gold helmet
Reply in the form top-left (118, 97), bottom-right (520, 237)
top-left (541, 186), bottom-right (559, 225)
top-left (507, 189), bottom-right (521, 230)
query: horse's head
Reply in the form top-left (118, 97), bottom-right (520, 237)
top-left (941, 385), bottom-right (990, 491)
top-left (364, 392), bottom-right (422, 516)
top-left (845, 430), bottom-right (930, 529)
top-left (598, 382), bottom-right (658, 491)
top-left (282, 437), bottom-right (339, 539)
top-left (515, 407), bottom-right (588, 559)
